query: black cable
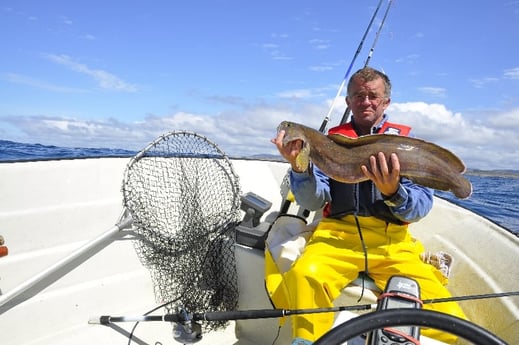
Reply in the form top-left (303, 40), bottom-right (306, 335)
top-left (270, 325), bottom-right (282, 345)
top-left (354, 213), bottom-right (369, 303)
top-left (127, 298), bottom-right (181, 345)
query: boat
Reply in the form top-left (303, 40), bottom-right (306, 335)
top-left (0, 131), bottom-right (517, 345)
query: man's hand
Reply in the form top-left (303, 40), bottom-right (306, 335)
top-left (361, 152), bottom-right (401, 197)
top-left (271, 130), bottom-right (307, 172)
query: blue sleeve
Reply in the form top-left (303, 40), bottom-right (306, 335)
top-left (289, 165), bottom-right (331, 211)
top-left (384, 178), bottom-right (434, 223)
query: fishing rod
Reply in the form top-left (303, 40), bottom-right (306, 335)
top-left (364, 0), bottom-right (393, 69)
top-left (339, 0), bottom-right (394, 125)
top-left (278, 0), bottom-right (394, 215)
top-left (91, 290), bottom-right (519, 324)
top-left (318, 0), bottom-right (385, 133)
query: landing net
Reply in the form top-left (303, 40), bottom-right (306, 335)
top-left (122, 131), bottom-right (241, 331)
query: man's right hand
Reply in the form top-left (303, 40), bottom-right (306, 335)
top-left (271, 130), bottom-right (307, 173)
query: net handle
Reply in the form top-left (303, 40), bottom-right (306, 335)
top-left (0, 211), bottom-right (133, 314)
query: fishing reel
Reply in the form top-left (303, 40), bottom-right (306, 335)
top-left (172, 307), bottom-right (202, 344)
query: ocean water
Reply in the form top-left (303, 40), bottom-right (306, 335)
top-left (1, 140), bottom-right (517, 236)
top-left (435, 174), bottom-right (519, 236)
top-left (0, 139), bottom-right (136, 161)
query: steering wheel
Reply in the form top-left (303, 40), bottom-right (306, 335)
top-left (313, 309), bottom-right (507, 345)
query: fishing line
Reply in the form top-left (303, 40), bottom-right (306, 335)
top-left (319, 0), bottom-right (385, 133)
top-left (339, 0), bottom-right (394, 125)
top-left (422, 291), bottom-right (519, 304)
top-left (364, 0), bottom-right (394, 69)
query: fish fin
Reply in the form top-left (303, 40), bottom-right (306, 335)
top-left (330, 133), bottom-right (467, 173)
top-left (328, 133), bottom-right (358, 145)
top-left (295, 142), bottom-right (310, 172)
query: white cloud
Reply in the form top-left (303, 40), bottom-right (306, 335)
top-left (43, 54), bottom-right (138, 92)
top-left (3, 73), bottom-right (88, 93)
top-left (309, 65), bottom-right (333, 72)
top-left (261, 43), bottom-right (279, 49)
top-left (389, 102), bottom-right (467, 139)
top-left (1, 100), bottom-right (517, 170)
top-left (308, 38), bottom-right (330, 50)
top-left (276, 87), bottom-right (329, 99)
top-left (418, 87), bottom-right (447, 98)
top-left (388, 102), bottom-right (519, 170)
top-left (259, 42), bottom-right (292, 61)
top-left (270, 33), bottom-right (289, 39)
top-left (469, 77), bottom-right (499, 88)
top-left (504, 67), bottom-right (519, 79)
top-left (395, 54), bottom-right (420, 64)
top-left (487, 107), bottom-right (519, 129)
top-left (59, 16), bottom-right (73, 25)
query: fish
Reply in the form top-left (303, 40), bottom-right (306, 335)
top-left (277, 121), bottom-right (472, 199)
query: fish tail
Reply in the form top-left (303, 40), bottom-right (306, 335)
top-left (453, 176), bottom-right (473, 199)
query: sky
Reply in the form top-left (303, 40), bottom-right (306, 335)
top-left (1, 0), bottom-right (518, 170)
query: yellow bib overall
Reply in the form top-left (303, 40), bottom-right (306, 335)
top-left (265, 215), bottom-right (467, 343)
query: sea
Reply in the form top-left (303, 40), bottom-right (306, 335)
top-left (1, 139), bottom-right (518, 236)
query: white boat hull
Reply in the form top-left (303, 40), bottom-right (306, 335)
top-left (0, 158), bottom-right (517, 344)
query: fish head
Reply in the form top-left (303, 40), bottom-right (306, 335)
top-left (277, 121), bottom-right (294, 137)
top-left (277, 121), bottom-right (311, 171)
top-left (277, 121), bottom-right (306, 146)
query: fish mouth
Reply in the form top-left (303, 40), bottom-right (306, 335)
top-left (281, 134), bottom-right (305, 146)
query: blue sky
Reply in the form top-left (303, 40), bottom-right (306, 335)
top-left (1, 0), bottom-right (518, 170)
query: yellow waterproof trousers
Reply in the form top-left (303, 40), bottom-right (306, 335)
top-left (265, 215), bottom-right (467, 344)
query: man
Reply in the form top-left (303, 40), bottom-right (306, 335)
top-left (270, 67), bottom-right (466, 344)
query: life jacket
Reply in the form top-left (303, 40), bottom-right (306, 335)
top-left (328, 121), bottom-right (411, 137)
top-left (323, 121), bottom-right (411, 224)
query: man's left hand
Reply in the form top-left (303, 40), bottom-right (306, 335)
top-left (361, 152), bottom-right (400, 197)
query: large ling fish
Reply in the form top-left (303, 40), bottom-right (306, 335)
top-left (278, 121), bottom-right (472, 199)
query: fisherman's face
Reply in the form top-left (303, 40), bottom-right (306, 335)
top-left (346, 77), bottom-right (390, 134)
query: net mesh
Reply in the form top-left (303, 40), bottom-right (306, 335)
top-left (122, 131), bottom-right (241, 331)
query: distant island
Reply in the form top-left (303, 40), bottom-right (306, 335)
top-left (467, 169), bottom-right (519, 178)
